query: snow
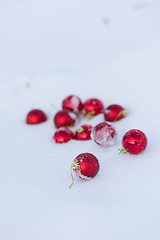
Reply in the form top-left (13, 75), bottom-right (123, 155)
top-left (91, 122), bottom-right (117, 146)
top-left (69, 96), bottom-right (80, 111)
top-left (0, 0), bottom-right (160, 239)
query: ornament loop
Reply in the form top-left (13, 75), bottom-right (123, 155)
top-left (114, 110), bottom-right (128, 122)
top-left (51, 103), bottom-right (60, 111)
top-left (69, 162), bottom-right (80, 188)
top-left (118, 149), bottom-right (127, 155)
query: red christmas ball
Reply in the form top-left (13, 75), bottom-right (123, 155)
top-left (122, 129), bottom-right (147, 154)
top-left (91, 122), bottom-right (117, 147)
top-left (69, 153), bottom-right (100, 187)
top-left (83, 98), bottom-right (104, 118)
top-left (75, 125), bottom-right (93, 141)
top-left (54, 110), bottom-right (76, 128)
top-left (26, 109), bottom-right (47, 124)
top-left (104, 104), bottom-right (127, 122)
top-left (54, 128), bottom-right (74, 143)
top-left (62, 95), bottom-right (83, 113)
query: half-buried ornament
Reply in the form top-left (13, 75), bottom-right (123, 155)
top-left (62, 95), bottom-right (83, 114)
top-left (83, 98), bottom-right (104, 119)
top-left (54, 110), bottom-right (76, 128)
top-left (91, 122), bottom-right (117, 147)
top-left (53, 128), bottom-right (74, 144)
top-left (75, 125), bottom-right (93, 141)
top-left (69, 153), bottom-right (100, 188)
top-left (104, 104), bottom-right (127, 122)
top-left (26, 109), bottom-right (47, 124)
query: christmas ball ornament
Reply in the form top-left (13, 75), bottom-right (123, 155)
top-left (53, 128), bottom-right (74, 144)
top-left (69, 153), bottom-right (100, 188)
top-left (62, 95), bottom-right (83, 113)
top-left (26, 109), bottom-right (47, 124)
top-left (91, 122), bottom-right (117, 147)
top-left (54, 110), bottom-right (76, 128)
top-left (83, 98), bottom-right (104, 119)
top-left (104, 104), bottom-right (127, 122)
top-left (122, 129), bottom-right (147, 154)
top-left (75, 125), bottom-right (93, 141)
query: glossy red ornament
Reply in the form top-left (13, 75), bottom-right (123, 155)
top-left (104, 104), bottom-right (127, 122)
top-left (62, 95), bottom-right (83, 113)
top-left (69, 153), bottom-right (100, 188)
top-left (75, 125), bottom-right (93, 141)
top-left (83, 98), bottom-right (104, 118)
top-left (122, 129), bottom-right (147, 154)
top-left (26, 109), bottom-right (47, 124)
top-left (91, 122), bottom-right (117, 147)
top-left (54, 128), bottom-right (74, 143)
top-left (54, 110), bottom-right (76, 128)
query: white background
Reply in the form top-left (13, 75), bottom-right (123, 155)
top-left (0, 0), bottom-right (160, 239)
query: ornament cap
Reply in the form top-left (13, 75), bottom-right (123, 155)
top-left (77, 127), bottom-right (84, 133)
top-left (86, 111), bottom-right (94, 120)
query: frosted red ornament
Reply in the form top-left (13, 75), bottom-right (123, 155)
top-left (75, 125), bottom-right (93, 141)
top-left (54, 110), bottom-right (76, 128)
top-left (69, 153), bottom-right (100, 188)
top-left (83, 98), bottom-right (104, 118)
top-left (62, 95), bottom-right (83, 113)
top-left (54, 128), bottom-right (74, 144)
top-left (91, 122), bottom-right (117, 147)
top-left (26, 109), bottom-right (47, 124)
top-left (104, 104), bottom-right (127, 122)
top-left (122, 129), bottom-right (147, 155)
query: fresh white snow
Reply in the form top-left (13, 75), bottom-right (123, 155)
top-left (0, 0), bottom-right (160, 240)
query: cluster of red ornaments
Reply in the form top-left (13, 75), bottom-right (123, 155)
top-left (53, 96), bottom-right (127, 145)
top-left (26, 95), bottom-right (148, 187)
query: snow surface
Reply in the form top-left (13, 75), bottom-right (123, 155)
top-left (0, 0), bottom-right (160, 239)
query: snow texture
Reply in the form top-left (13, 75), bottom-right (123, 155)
top-left (69, 96), bottom-right (80, 111)
top-left (91, 123), bottom-right (117, 147)
top-left (0, 0), bottom-right (160, 240)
